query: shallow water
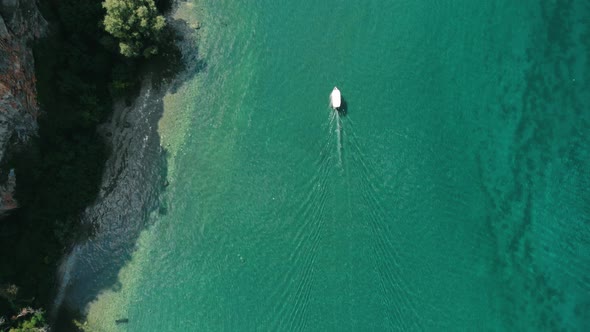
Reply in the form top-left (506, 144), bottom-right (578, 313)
top-left (64, 0), bottom-right (590, 330)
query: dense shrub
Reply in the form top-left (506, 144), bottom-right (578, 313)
top-left (8, 311), bottom-right (47, 332)
top-left (103, 0), bottom-right (167, 57)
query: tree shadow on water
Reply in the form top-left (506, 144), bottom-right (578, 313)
top-left (151, 18), bottom-right (207, 93)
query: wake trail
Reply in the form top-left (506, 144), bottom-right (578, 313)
top-left (269, 114), bottom-right (338, 330)
top-left (336, 115), bottom-right (343, 167)
top-left (341, 117), bottom-right (425, 329)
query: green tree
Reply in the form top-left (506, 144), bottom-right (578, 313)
top-left (102, 0), bottom-right (166, 57)
top-left (8, 311), bottom-right (47, 332)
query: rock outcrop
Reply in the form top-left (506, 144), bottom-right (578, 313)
top-left (0, 0), bottom-right (46, 214)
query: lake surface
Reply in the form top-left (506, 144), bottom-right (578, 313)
top-left (70, 0), bottom-right (590, 330)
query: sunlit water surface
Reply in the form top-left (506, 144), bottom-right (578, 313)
top-left (61, 1), bottom-right (590, 331)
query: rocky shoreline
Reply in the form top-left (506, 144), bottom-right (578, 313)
top-left (50, 77), bottom-right (170, 329)
top-left (0, 0), bottom-right (201, 328)
top-left (52, 9), bottom-right (203, 327)
top-left (0, 0), bottom-right (194, 330)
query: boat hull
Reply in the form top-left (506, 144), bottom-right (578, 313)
top-left (330, 87), bottom-right (341, 109)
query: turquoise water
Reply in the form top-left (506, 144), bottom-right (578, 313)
top-left (72, 0), bottom-right (590, 331)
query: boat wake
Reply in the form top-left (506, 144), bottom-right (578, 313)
top-left (329, 111), bottom-right (343, 168)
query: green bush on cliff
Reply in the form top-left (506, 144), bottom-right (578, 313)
top-left (103, 0), bottom-right (166, 58)
top-left (8, 311), bottom-right (47, 332)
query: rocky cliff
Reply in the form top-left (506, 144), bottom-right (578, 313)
top-left (0, 0), bottom-right (45, 214)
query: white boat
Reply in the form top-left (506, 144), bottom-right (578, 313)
top-left (330, 87), bottom-right (341, 110)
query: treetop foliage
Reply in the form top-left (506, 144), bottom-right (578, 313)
top-left (102, 0), bottom-right (166, 57)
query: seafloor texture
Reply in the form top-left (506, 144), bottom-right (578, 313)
top-left (61, 0), bottom-right (589, 330)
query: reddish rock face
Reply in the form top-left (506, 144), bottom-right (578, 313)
top-left (0, 168), bottom-right (16, 214)
top-left (0, 0), bottom-right (46, 215)
top-left (0, 0), bottom-right (45, 117)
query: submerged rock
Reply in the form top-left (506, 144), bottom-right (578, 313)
top-left (0, 15), bottom-right (8, 38)
top-left (0, 0), bottom-right (18, 23)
